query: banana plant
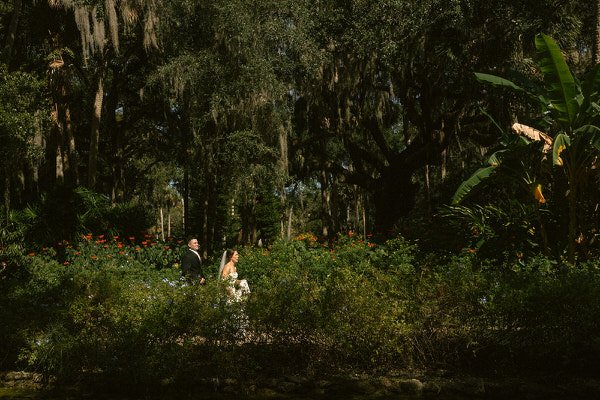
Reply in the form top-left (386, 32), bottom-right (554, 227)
top-left (454, 34), bottom-right (600, 263)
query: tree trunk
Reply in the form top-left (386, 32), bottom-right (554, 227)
top-left (286, 205), bottom-right (293, 240)
top-left (3, 170), bottom-right (10, 226)
top-left (168, 209), bottom-right (171, 238)
top-left (30, 111), bottom-right (43, 198)
top-left (320, 170), bottom-right (332, 238)
top-left (183, 166), bottom-right (189, 237)
top-left (441, 149), bottom-right (447, 181)
top-left (49, 104), bottom-right (65, 184)
top-left (595, 0), bottom-right (600, 65)
top-left (278, 123), bottom-right (289, 239)
top-left (424, 165), bottom-right (431, 219)
top-left (64, 106), bottom-right (79, 186)
top-left (362, 194), bottom-right (367, 240)
top-left (160, 207), bottom-right (165, 241)
top-left (372, 168), bottom-right (418, 236)
top-left (567, 169), bottom-right (578, 265)
top-left (88, 69), bottom-right (105, 189)
top-left (2, 0), bottom-right (21, 65)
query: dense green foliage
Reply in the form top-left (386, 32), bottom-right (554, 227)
top-left (1, 0), bottom-right (598, 257)
top-left (452, 34), bottom-right (600, 263)
top-left (1, 0), bottom-right (600, 388)
top-left (1, 237), bottom-right (599, 387)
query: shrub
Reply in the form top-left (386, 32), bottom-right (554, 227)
top-left (2, 235), bottom-right (599, 387)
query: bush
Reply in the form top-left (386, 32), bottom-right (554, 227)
top-left (2, 235), bottom-right (599, 387)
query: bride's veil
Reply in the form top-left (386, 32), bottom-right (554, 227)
top-left (218, 250), bottom-right (228, 279)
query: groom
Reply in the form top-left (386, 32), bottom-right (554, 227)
top-left (181, 237), bottom-right (206, 285)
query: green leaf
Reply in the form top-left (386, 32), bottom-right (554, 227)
top-left (535, 33), bottom-right (579, 127)
top-left (580, 64), bottom-right (600, 116)
top-left (475, 73), bottom-right (526, 92)
top-left (552, 133), bottom-right (570, 166)
top-left (452, 166), bottom-right (496, 205)
top-left (574, 125), bottom-right (600, 151)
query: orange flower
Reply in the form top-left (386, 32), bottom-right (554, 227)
top-left (141, 241), bottom-right (148, 246)
top-left (28, 252), bottom-right (35, 257)
top-left (91, 255), bottom-right (98, 260)
top-left (63, 261), bottom-right (70, 265)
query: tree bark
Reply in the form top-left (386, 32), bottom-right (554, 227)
top-left (3, 170), bottom-right (10, 226)
top-left (168, 209), bottom-right (171, 238)
top-left (64, 106), bottom-right (79, 186)
top-left (320, 170), bottom-right (332, 238)
top-left (88, 69), bottom-right (105, 189)
top-left (50, 105), bottom-right (65, 184)
top-left (183, 166), bottom-right (189, 237)
top-left (567, 168), bottom-right (578, 265)
top-left (595, 0), bottom-right (600, 65)
top-left (286, 205), bottom-right (293, 240)
top-left (2, 0), bottom-right (21, 65)
top-left (160, 207), bottom-right (165, 241)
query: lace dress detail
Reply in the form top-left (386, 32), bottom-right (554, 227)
top-left (224, 271), bottom-right (251, 302)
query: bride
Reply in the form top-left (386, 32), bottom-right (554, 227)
top-left (219, 249), bottom-right (250, 301)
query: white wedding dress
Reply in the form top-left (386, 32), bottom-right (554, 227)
top-left (223, 271), bottom-right (251, 302)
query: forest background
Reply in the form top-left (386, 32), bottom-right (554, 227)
top-left (1, 0), bottom-right (600, 394)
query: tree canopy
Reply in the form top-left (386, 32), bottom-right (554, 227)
top-left (0, 0), bottom-right (598, 260)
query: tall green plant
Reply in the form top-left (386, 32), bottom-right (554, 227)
top-left (454, 34), bottom-right (600, 263)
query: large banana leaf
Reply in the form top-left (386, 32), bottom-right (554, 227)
top-left (452, 166), bottom-right (496, 205)
top-left (535, 34), bottom-right (579, 127)
top-left (552, 133), bottom-right (570, 166)
top-left (580, 64), bottom-right (600, 118)
top-left (475, 72), bottom-right (547, 105)
top-left (574, 125), bottom-right (600, 151)
top-left (452, 149), bottom-right (511, 204)
top-left (474, 73), bottom-right (525, 92)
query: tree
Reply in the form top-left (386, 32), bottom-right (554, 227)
top-left (0, 66), bottom-right (45, 224)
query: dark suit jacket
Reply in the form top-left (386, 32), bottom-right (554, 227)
top-left (181, 249), bottom-right (205, 282)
